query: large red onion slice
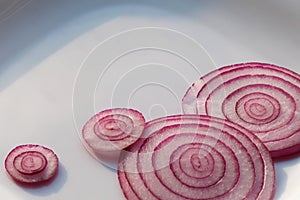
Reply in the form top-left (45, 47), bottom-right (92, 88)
top-left (118, 115), bottom-right (275, 200)
top-left (182, 62), bottom-right (300, 157)
top-left (82, 108), bottom-right (145, 168)
top-left (5, 144), bottom-right (58, 184)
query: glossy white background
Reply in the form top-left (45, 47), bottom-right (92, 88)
top-left (0, 0), bottom-right (299, 199)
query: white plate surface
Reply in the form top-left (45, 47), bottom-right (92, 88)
top-left (0, 1), bottom-right (299, 199)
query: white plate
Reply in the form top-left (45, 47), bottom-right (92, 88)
top-left (0, 1), bottom-right (299, 199)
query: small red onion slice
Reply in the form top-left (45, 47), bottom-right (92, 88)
top-left (82, 108), bottom-right (145, 169)
top-left (182, 62), bottom-right (300, 157)
top-left (118, 115), bottom-right (275, 200)
top-left (5, 144), bottom-right (58, 184)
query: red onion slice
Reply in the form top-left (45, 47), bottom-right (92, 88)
top-left (118, 115), bottom-right (275, 200)
top-left (82, 108), bottom-right (145, 168)
top-left (5, 144), bottom-right (58, 184)
top-left (182, 62), bottom-right (300, 157)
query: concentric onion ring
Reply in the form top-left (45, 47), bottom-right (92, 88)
top-left (182, 62), bottom-right (300, 157)
top-left (118, 115), bottom-right (275, 200)
top-left (82, 108), bottom-right (145, 168)
top-left (5, 144), bottom-right (59, 184)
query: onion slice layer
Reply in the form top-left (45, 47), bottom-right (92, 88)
top-left (82, 108), bottom-right (145, 168)
top-left (5, 144), bottom-right (59, 184)
top-left (118, 115), bottom-right (275, 200)
top-left (182, 62), bottom-right (300, 157)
